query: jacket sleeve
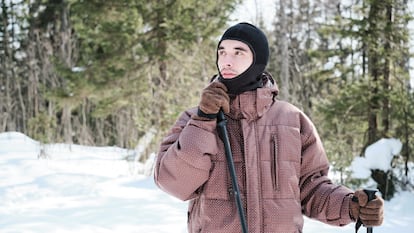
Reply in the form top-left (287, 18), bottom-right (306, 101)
top-left (298, 112), bottom-right (354, 226)
top-left (154, 108), bottom-right (219, 201)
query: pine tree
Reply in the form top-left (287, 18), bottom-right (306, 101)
top-left (313, 0), bottom-right (412, 199)
top-left (0, 0), bottom-right (240, 155)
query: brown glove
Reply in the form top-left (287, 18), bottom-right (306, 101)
top-left (350, 189), bottom-right (384, 226)
top-left (195, 81), bottom-right (230, 120)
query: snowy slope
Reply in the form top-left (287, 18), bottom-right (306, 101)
top-left (0, 132), bottom-right (413, 233)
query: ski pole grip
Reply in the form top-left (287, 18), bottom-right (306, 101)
top-left (363, 189), bottom-right (378, 233)
top-left (364, 189), bottom-right (378, 202)
top-left (217, 109), bottom-right (226, 122)
top-left (353, 188), bottom-right (378, 233)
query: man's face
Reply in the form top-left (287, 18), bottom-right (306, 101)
top-left (217, 39), bottom-right (253, 79)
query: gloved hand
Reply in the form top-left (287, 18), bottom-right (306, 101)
top-left (195, 81), bottom-right (230, 120)
top-left (350, 189), bottom-right (384, 226)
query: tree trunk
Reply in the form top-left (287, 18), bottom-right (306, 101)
top-left (278, 0), bottom-right (290, 101)
top-left (381, 2), bottom-right (392, 136)
top-left (371, 169), bottom-right (395, 200)
top-left (1, 1), bottom-right (14, 131)
top-left (366, 0), bottom-right (395, 200)
top-left (60, 104), bottom-right (72, 144)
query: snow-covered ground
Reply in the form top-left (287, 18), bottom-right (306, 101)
top-left (0, 132), bottom-right (413, 233)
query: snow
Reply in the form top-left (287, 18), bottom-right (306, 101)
top-left (0, 132), bottom-right (413, 233)
top-left (350, 138), bottom-right (402, 179)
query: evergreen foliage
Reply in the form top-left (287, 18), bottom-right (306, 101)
top-left (307, 0), bottom-right (413, 199)
top-left (1, 0), bottom-right (239, 153)
top-left (266, 0), bottom-right (413, 198)
top-left (1, 0), bottom-right (413, 197)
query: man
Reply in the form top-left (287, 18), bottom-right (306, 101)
top-left (154, 22), bottom-right (383, 233)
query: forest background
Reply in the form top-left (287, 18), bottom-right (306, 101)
top-left (1, 0), bottom-right (413, 200)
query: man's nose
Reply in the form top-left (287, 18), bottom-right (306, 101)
top-left (222, 56), bottom-right (233, 67)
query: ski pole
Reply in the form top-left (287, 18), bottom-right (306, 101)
top-left (353, 188), bottom-right (378, 233)
top-left (217, 110), bottom-right (248, 233)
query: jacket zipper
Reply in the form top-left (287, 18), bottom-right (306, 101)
top-left (254, 121), bottom-right (263, 233)
top-left (272, 135), bottom-right (279, 191)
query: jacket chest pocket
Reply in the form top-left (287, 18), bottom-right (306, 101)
top-left (271, 135), bottom-right (279, 191)
top-left (261, 127), bottom-right (301, 199)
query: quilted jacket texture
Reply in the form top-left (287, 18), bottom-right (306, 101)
top-left (154, 75), bottom-right (354, 233)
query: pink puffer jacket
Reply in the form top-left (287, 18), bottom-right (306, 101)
top-left (154, 75), bottom-right (354, 233)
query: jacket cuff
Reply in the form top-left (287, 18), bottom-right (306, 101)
top-left (341, 194), bottom-right (355, 225)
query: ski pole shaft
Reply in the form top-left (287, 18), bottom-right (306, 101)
top-left (217, 110), bottom-right (248, 233)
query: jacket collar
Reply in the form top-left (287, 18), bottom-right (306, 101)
top-left (227, 72), bottom-right (278, 121)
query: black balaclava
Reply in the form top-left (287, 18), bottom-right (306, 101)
top-left (217, 22), bottom-right (269, 95)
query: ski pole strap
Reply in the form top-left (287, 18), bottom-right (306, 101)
top-left (197, 108), bottom-right (218, 119)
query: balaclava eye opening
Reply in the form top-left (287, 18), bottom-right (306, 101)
top-left (216, 22), bottom-right (269, 95)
